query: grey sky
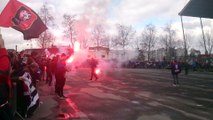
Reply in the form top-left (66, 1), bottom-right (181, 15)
top-left (0, 0), bottom-right (212, 52)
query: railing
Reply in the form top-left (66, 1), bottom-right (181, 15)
top-left (11, 82), bottom-right (25, 120)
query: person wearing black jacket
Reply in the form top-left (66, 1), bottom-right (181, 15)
top-left (89, 57), bottom-right (98, 81)
top-left (171, 60), bottom-right (181, 86)
top-left (55, 53), bottom-right (67, 99)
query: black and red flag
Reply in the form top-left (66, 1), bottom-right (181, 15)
top-left (0, 0), bottom-right (47, 40)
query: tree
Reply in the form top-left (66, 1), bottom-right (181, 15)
top-left (182, 34), bottom-right (191, 59)
top-left (140, 24), bottom-right (157, 61)
top-left (137, 49), bottom-right (145, 61)
top-left (199, 30), bottom-right (213, 55)
top-left (113, 24), bottom-right (136, 56)
top-left (91, 24), bottom-right (108, 47)
top-left (37, 3), bottom-right (55, 48)
top-left (62, 14), bottom-right (77, 47)
top-left (134, 36), bottom-right (141, 50)
top-left (160, 23), bottom-right (177, 61)
top-left (80, 37), bottom-right (89, 49)
top-left (102, 35), bottom-right (111, 48)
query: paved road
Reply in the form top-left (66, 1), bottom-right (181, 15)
top-left (25, 68), bottom-right (213, 120)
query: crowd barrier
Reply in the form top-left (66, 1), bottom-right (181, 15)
top-left (11, 82), bottom-right (25, 120)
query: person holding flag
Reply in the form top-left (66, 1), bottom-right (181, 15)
top-left (0, 0), bottom-right (47, 40)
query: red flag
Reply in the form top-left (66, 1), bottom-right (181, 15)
top-left (0, 0), bottom-right (47, 40)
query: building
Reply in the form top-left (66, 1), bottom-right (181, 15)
top-left (190, 48), bottom-right (201, 56)
top-left (176, 48), bottom-right (185, 59)
top-left (88, 46), bottom-right (110, 59)
top-left (23, 46), bottom-right (73, 57)
top-left (88, 46), bottom-right (139, 63)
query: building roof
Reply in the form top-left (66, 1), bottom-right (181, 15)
top-left (179, 0), bottom-right (213, 19)
top-left (89, 46), bottom-right (110, 51)
top-left (24, 48), bottom-right (59, 55)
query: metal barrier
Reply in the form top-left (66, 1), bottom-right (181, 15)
top-left (11, 82), bottom-right (25, 120)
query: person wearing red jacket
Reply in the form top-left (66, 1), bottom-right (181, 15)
top-left (0, 34), bottom-right (13, 120)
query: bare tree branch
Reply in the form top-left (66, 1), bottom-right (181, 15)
top-left (140, 24), bottom-right (157, 61)
top-left (62, 14), bottom-right (77, 47)
top-left (37, 3), bottom-right (55, 48)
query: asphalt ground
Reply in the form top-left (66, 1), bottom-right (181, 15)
top-left (24, 68), bottom-right (213, 120)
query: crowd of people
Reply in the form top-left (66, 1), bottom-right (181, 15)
top-left (1, 33), bottom-right (211, 119)
top-left (0, 36), bottom-right (74, 119)
top-left (122, 59), bottom-right (213, 72)
top-left (0, 34), bottom-right (102, 119)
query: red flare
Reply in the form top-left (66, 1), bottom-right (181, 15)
top-left (66, 55), bottom-right (74, 63)
top-left (95, 68), bottom-right (101, 75)
top-left (74, 41), bottom-right (80, 52)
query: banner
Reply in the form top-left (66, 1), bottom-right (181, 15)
top-left (0, 0), bottom-right (47, 40)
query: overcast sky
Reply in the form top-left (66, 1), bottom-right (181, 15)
top-left (0, 0), bottom-right (212, 52)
